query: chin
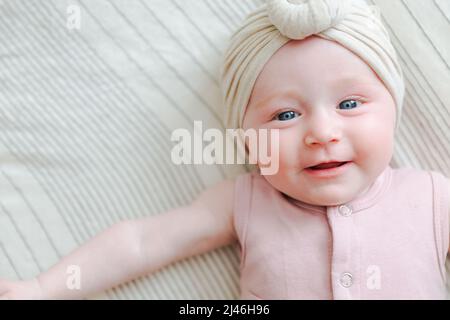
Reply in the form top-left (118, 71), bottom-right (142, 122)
top-left (303, 191), bottom-right (356, 207)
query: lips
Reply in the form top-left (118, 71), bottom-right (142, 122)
top-left (308, 161), bottom-right (349, 170)
top-left (304, 161), bottom-right (352, 178)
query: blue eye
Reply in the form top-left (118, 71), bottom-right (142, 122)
top-left (338, 99), bottom-right (361, 110)
top-left (275, 110), bottom-right (299, 121)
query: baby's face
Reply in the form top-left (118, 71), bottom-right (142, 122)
top-left (242, 36), bottom-right (396, 206)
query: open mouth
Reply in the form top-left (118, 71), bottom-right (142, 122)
top-left (308, 161), bottom-right (349, 170)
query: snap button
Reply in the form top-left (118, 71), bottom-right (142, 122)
top-left (338, 204), bottom-right (353, 217)
top-left (340, 272), bottom-right (353, 288)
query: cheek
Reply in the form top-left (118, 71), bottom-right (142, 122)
top-left (352, 105), bottom-right (395, 163)
top-left (251, 129), bottom-right (300, 171)
top-left (273, 130), bottom-right (301, 168)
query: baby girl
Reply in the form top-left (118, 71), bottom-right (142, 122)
top-left (1, 0), bottom-right (449, 299)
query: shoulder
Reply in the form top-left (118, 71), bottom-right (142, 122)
top-left (388, 166), bottom-right (447, 189)
top-left (392, 166), bottom-right (450, 252)
top-left (389, 165), bottom-right (431, 179)
top-left (190, 170), bottom-right (259, 239)
top-left (192, 176), bottom-right (236, 217)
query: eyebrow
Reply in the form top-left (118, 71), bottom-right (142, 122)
top-left (254, 76), bottom-right (375, 108)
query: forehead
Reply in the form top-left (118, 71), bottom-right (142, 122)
top-left (253, 36), bottom-right (380, 91)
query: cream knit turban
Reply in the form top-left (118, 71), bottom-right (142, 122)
top-left (221, 0), bottom-right (405, 133)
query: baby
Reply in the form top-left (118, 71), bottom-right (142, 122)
top-left (1, 0), bottom-right (449, 300)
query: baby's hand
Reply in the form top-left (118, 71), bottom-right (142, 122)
top-left (0, 278), bottom-right (44, 300)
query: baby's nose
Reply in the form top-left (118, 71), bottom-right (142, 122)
top-left (304, 119), bottom-right (342, 146)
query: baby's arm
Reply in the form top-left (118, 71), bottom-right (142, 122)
top-left (0, 178), bottom-right (236, 299)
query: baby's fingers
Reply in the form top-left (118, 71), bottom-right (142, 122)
top-left (0, 279), bottom-right (12, 295)
top-left (0, 293), bottom-right (11, 300)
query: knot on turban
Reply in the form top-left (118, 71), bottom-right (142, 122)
top-left (268, 0), bottom-right (352, 40)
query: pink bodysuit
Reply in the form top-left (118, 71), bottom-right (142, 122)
top-left (233, 165), bottom-right (449, 299)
